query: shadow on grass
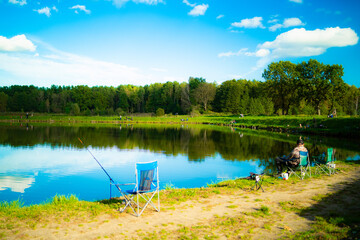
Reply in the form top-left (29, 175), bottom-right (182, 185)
top-left (295, 167), bottom-right (360, 239)
top-left (96, 197), bottom-right (124, 211)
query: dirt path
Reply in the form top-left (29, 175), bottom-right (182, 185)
top-left (15, 167), bottom-right (360, 240)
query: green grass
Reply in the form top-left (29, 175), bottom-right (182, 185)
top-left (210, 175), bottom-right (278, 190)
top-left (291, 216), bottom-right (351, 239)
top-left (161, 188), bottom-right (212, 205)
top-left (1, 113), bottom-right (359, 137)
top-left (0, 195), bottom-right (117, 231)
top-left (279, 201), bottom-right (303, 213)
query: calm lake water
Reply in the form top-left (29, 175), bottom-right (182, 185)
top-left (0, 123), bottom-right (359, 205)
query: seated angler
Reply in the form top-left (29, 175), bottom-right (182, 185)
top-left (275, 139), bottom-right (308, 175)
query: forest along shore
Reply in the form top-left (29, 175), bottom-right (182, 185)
top-left (1, 114), bottom-right (360, 138)
top-left (1, 162), bottom-right (359, 239)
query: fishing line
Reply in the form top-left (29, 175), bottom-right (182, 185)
top-left (78, 138), bottom-right (121, 191)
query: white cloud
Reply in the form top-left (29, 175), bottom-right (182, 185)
top-left (34, 7), bottom-right (51, 17)
top-left (0, 35), bottom-right (36, 52)
top-left (183, 1), bottom-right (208, 17)
top-left (70, 5), bottom-right (91, 14)
top-left (283, 18), bottom-right (304, 28)
top-left (112, 0), bottom-right (129, 7)
top-left (134, 0), bottom-right (164, 3)
top-left (0, 52), bottom-right (145, 87)
top-left (8, 0), bottom-right (27, 6)
top-left (216, 14), bottom-right (224, 20)
top-left (269, 17), bottom-right (304, 31)
top-left (316, 8), bottom-right (342, 16)
top-left (183, 0), bottom-right (196, 7)
top-left (111, 0), bottom-right (164, 8)
top-left (52, 6), bottom-right (58, 12)
top-left (254, 48), bottom-right (270, 57)
top-left (269, 23), bottom-right (283, 32)
top-left (188, 4), bottom-right (208, 16)
top-left (218, 48), bottom-right (270, 58)
top-left (0, 40), bottom-right (179, 87)
top-left (260, 27), bottom-right (359, 58)
top-left (219, 27), bottom-right (358, 77)
top-left (218, 48), bottom-right (248, 57)
top-left (289, 0), bottom-right (302, 3)
top-left (231, 17), bottom-right (265, 29)
top-left (268, 19), bottom-right (278, 24)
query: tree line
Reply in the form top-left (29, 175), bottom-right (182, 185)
top-left (0, 59), bottom-right (359, 116)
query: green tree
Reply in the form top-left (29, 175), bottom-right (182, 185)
top-left (116, 86), bottom-right (129, 113)
top-left (193, 82), bottom-right (216, 112)
top-left (70, 103), bottom-right (81, 115)
top-left (214, 80), bottom-right (241, 114)
top-left (71, 86), bottom-right (92, 112)
top-left (263, 61), bottom-right (298, 115)
top-left (325, 64), bottom-right (346, 115)
top-left (297, 59), bottom-right (344, 115)
top-left (262, 97), bottom-right (274, 115)
top-left (249, 98), bottom-right (265, 116)
top-left (0, 92), bottom-right (8, 112)
top-left (189, 77), bottom-right (206, 104)
top-left (342, 85), bottom-right (360, 115)
top-left (180, 82), bottom-right (191, 114)
top-left (145, 83), bottom-right (163, 113)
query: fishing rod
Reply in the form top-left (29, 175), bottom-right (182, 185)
top-left (78, 138), bottom-right (121, 192)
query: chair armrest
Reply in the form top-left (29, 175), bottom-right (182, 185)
top-left (111, 183), bottom-right (136, 186)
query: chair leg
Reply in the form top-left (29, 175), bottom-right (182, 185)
top-left (120, 195), bottom-right (137, 215)
top-left (158, 189), bottom-right (160, 212)
top-left (137, 193), bottom-right (140, 217)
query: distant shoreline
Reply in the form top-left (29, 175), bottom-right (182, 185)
top-left (0, 113), bottom-right (359, 138)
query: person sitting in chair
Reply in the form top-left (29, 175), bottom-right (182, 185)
top-left (275, 139), bottom-right (308, 174)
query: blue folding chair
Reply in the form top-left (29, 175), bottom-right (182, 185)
top-left (112, 161), bottom-right (160, 217)
top-left (313, 148), bottom-right (336, 175)
top-left (288, 151), bottom-right (311, 180)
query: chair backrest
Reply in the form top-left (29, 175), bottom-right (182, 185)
top-left (135, 161), bottom-right (158, 192)
top-left (326, 148), bottom-right (334, 163)
top-left (299, 151), bottom-right (309, 166)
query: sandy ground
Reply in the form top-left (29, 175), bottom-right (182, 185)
top-left (9, 166), bottom-right (360, 240)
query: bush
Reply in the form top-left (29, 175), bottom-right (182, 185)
top-left (156, 108), bottom-right (165, 116)
top-left (190, 108), bottom-right (201, 117)
top-left (249, 98), bottom-right (265, 116)
top-left (70, 103), bottom-right (80, 115)
top-left (302, 104), bottom-right (316, 115)
top-left (115, 108), bottom-right (126, 116)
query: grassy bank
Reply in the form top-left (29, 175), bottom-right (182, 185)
top-left (1, 161), bottom-right (359, 239)
top-left (1, 113), bottom-right (359, 138)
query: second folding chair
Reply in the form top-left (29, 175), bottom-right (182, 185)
top-left (313, 148), bottom-right (336, 176)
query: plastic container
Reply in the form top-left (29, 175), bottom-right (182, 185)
top-left (282, 172), bottom-right (289, 180)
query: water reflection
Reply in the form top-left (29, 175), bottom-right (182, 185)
top-left (0, 123), bottom-right (359, 205)
top-left (0, 176), bottom-right (35, 193)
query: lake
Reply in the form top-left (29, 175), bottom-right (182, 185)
top-left (0, 123), bottom-right (359, 205)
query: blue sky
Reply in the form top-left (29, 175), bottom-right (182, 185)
top-left (0, 0), bottom-right (359, 87)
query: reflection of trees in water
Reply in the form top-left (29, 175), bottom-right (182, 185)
top-left (0, 125), bottom-right (359, 168)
